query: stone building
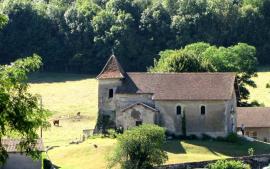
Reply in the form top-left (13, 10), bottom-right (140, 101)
top-left (237, 107), bottom-right (270, 142)
top-left (0, 139), bottom-right (43, 169)
top-left (97, 55), bottom-right (238, 137)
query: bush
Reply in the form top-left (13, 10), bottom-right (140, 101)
top-left (226, 133), bottom-right (240, 143)
top-left (216, 136), bottom-right (226, 142)
top-left (95, 114), bottom-right (114, 133)
top-left (107, 129), bottom-right (118, 138)
top-left (248, 148), bottom-right (255, 156)
top-left (201, 133), bottom-right (213, 140)
top-left (182, 112), bottom-right (187, 137)
top-left (165, 130), bottom-right (174, 138)
top-left (186, 134), bottom-right (198, 140)
top-left (43, 159), bottom-right (53, 169)
top-left (266, 83), bottom-right (270, 88)
top-left (208, 160), bottom-right (251, 169)
top-left (108, 124), bottom-right (168, 169)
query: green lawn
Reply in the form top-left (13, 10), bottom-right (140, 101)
top-left (47, 138), bottom-right (270, 169)
top-left (47, 138), bottom-right (117, 169)
top-left (165, 140), bottom-right (270, 164)
top-left (246, 66), bottom-right (270, 106)
top-left (29, 73), bottom-right (98, 147)
top-left (28, 72), bottom-right (270, 169)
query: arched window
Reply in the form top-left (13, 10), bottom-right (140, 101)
top-left (201, 105), bottom-right (206, 115)
top-left (109, 89), bottom-right (114, 98)
top-left (176, 105), bottom-right (182, 115)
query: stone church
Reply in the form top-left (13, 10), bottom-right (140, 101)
top-left (97, 55), bottom-right (237, 137)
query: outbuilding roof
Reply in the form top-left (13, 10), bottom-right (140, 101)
top-left (117, 72), bottom-right (236, 101)
top-left (96, 55), bottom-right (125, 79)
top-left (121, 102), bottom-right (159, 112)
top-left (2, 139), bottom-right (44, 153)
top-left (237, 107), bottom-right (270, 128)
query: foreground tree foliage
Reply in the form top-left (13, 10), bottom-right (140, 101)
top-left (108, 124), bottom-right (168, 169)
top-left (208, 160), bottom-right (251, 169)
top-left (0, 14), bottom-right (7, 30)
top-left (0, 55), bottom-right (50, 165)
top-left (150, 42), bottom-right (258, 106)
top-left (0, 0), bottom-right (269, 73)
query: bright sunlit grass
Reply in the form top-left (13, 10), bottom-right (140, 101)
top-left (29, 71), bottom-right (270, 169)
top-left (246, 66), bottom-right (270, 106)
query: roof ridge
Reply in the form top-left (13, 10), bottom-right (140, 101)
top-left (97, 55), bottom-right (125, 79)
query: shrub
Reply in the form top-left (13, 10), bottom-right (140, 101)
top-left (266, 83), bottom-right (270, 88)
top-left (107, 124), bottom-right (168, 169)
top-left (248, 148), bottom-right (255, 156)
top-left (107, 129), bottom-right (118, 138)
top-left (182, 112), bottom-right (187, 137)
top-left (201, 133), bottom-right (213, 140)
top-left (216, 136), bottom-right (226, 142)
top-left (186, 134), bottom-right (198, 140)
top-left (208, 160), bottom-right (251, 169)
top-left (95, 114), bottom-right (112, 133)
top-left (226, 133), bottom-right (240, 143)
top-left (165, 130), bottom-right (174, 139)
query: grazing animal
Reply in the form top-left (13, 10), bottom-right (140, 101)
top-left (75, 112), bottom-right (81, 121)
top-left (53, 119), bottom-right (60, 126)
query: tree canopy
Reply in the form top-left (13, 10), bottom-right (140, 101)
top-left (0, 0), bottom-right (269, 73)
top-left (0, 55), bottom-right (50, 164)
top-left (150, 42), bottom-right (258, 106)
top-left (0, 14), bottom-right (7, 30)
top-left (108, 124), bottom-right (168, 169)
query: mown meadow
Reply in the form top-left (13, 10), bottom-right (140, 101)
top-left (29, 69), bottom-right (270, 169)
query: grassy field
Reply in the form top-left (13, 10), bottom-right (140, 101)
top-left (28, 71), bottom-right (270, 169)
top-left (165, 139), bottom-right (270, 164)
top-left (48, 138), bottom-right (117, 169)
top-left (47, 138), bottom-right (270, 169)
top-left (246, 66), bottom-right (270, 106)
top-left (29, 73), bottom-right (98, 147)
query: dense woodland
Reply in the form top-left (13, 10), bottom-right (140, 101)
top-left (0, 0), bottom-right (270, 73)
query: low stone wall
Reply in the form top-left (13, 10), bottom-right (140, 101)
top-left (156, 154), bottom-right (270, 169)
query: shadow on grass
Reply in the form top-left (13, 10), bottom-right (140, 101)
top-left (53, 164), bottom-right (61, 169)
top-left (257, 65), bottom-right (270, 72)
top-left (163, 139), bottom-right (270, 157)
top-left (29, 72), bottom-right (96, 83)
top-left (182, 139), bottom-right (270, 157)
top-left (163, 140), bottom-right (186, 154)
top-left (43, 159), bottom-right (61, 169)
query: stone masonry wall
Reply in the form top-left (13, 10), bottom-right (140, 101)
top-left (155, 100), bottom-right (235, 137)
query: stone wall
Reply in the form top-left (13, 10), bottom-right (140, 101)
top-left (241, 127), bottom-right (270, 142)
top-left (155, 99), bottom-right (235, 137)
top-left (115, 93), bottom-right (154, 127)
top-left (156, 154), bottom-right (270, 169)
top-left (121, 104), bottom-right (157, 129)
top-left (98, 79), bottom-right (123, 121)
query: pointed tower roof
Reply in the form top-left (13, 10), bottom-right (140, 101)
top-left (97, 55), bottom-right (125, 79)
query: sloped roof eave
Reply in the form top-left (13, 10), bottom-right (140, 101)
top-left (121, 102), bottom-right (159, 112)
top-left (237, 107), bottom-right (270, 128)
top-left (117, 72), bottom-right (236, 100)
top-left (96, 55), bottom-right (125, 79)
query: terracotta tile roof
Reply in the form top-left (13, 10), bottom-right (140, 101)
top-left (2, 139), bottom-right (44, 153)
top-left (96, 55), bottom-right (125, 79)
top-left (121, 102), bottom-right (159, 112)
top-left (237, 107), bottom-right (270, 128)
top-left (117, 72), bottom-right (236, 100)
